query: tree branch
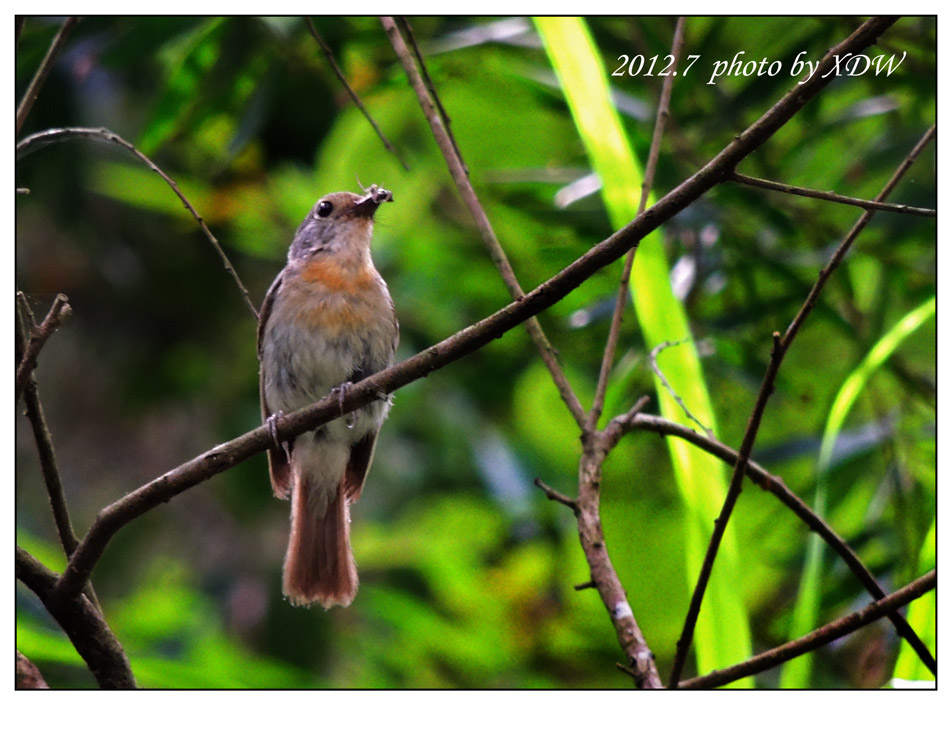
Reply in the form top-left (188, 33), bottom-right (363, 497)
top-left (534, 478), bottom-right (578, 514)
top-left (575, 435), bottom-right (663, 688)
top-left (305, 17), bottom-right (410, 172)
top-left (730, 172), bottom-right (935, 218)
top-left (16, 126), bottom-right (259, 320)
top-left (589, 16), bottom-right (685, 427)
top-left (678, 570), bottom-right (935, 689)
top-left (781, 124), bottom-right (935, 350)
top-left (16, 547), bottom-right (135, 689)
top-left (15, 292), bottom-right (71, 404)
top-left (16, 16), bottom-right (78, 135)
top-left (381, 15), bottom-right (588, 430)
top-left (16, 651), bottom-right (50, 689)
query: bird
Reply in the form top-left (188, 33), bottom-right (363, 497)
top-left (257, 185), bottom-right (397, 608)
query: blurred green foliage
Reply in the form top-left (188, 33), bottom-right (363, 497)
top-left (16, 16), bottom-right (934, 689)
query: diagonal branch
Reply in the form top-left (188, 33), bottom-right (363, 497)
top-left (668, 122), bottom-right (935, 688)
top-left (15, 292), bottom-right (71, 404)
top-left (50, 14), bottom-right (900, 612)
top-left (589, 16), bottom-right (685, 428)
top-left (16, 16), bottom-right (78, 135)
top-left (16, 126), bottom-right (259, 320)
top-left (678, 570), bottom-right (935, 689)
top-left (381, 15), bottom-right (588, 430)
top-left (17, 547), bottom-right (135, 689)
top-left (305, 17), bottom-right (410, 172)
top-left (396, 17), bottom-right (468, 172)
top-left (730, 172), bottom-right (935, 218)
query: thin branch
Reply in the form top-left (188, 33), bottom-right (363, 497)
top-left (16, 294), bottom-right (78, 555)
top-left (669, 331), bottom-right (783, 687)
top-left (16, 294), bottom-right (102, 614)
top-left (669, 122), bottom-right (936, 688)
top-left (649, 339), bottom-right (712, 437)
top-left (16, 547), bottom-right (135, 689)
top-left (15, 292), bottom-right (71, 403)
top-left (396, 16), bottom-right (467, 174)
top-left (730, 172), bottom-right (935, 218)
top-left (50, 14), bottom-right (899, 609)
top-left (600, 395), bottom-right (652, 452)
top-left (381, 15), bottom-right (589, 430)
top-left (16, 126), bottom-right (259, 320)
top-left (589, 16), bottom-right (685, 427)
top-left (304, 17), bottom-right (409, 172)
top-left (782, 124), bottom-right (935, 350)
top-left (678, 570), bottom-right (936, 690)
top-left (630, 412), bottom-right (935, 672)
top-left (534, 478), bottom-right (578, 514)
top-left (16, 16), bottom-right (78, 135)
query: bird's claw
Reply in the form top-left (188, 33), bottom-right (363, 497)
top-left (266, 411), bottom-right (291, 458)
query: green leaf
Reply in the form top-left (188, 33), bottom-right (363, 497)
top-left (534, 16), bottom-right (752, 684)
top-left (891, 518), bottom-right (935, 686)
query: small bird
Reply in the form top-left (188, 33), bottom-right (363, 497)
top-left (258, 185), bottom-right (398, 608)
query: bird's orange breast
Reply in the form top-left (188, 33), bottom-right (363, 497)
top-left (287, 259), bottom-right (390, 334)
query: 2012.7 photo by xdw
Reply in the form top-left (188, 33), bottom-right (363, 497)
top-left (16, 15), bottom-right (935, 694)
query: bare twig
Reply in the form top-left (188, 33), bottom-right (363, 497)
top-left (534, 478), bottom-right (578, 514)
top-left (16, 16), bottom-right (78, 135)
top-left (678, 570), bottom-right (935, 689)
top-left (668, 122), bottom-right (936, 688)
top-left (589, 16), bottom-right (685, 427)
top-left (649, 339), bottom-right (712, 437)
top-left (16, 294), bottom-right (102, 614)
top-left (305, 17), bottom-right (410, 171)
top-left (17, 547), bottom-right (135, 689)
top-left (50, 14), bottom-right (898, 615)
top-left (600, 395), bottom-right (651, 451)
top-left (782, 124), bottom-right (935, 350)
top-left (396, 16), bottom-right (467, 174)
top-left (16, 294), bottom-right (78, 555)
top-left (16, 126), bottom-right (259, 320)
top-left (381, 15), bottom-right (588, 430)
top-left (15, 292), bottom-right (71, 403)
top-left (630, 412), bottom-right (935, 671)
top-left (730, 172), bottom-right (935, 218)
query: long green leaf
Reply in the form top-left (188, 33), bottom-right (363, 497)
top-left (781, 295), bottom-right (935, 687)
top-left (891, 518), bottom-right (935, 686)
top-left (534, 16), bottom-right (752, 684)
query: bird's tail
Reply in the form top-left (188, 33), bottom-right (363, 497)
top-left (282, 472), bottom-right (358, 609)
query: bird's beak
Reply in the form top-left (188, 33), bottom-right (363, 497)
top-left (349, 186), bottom-right (394, 218)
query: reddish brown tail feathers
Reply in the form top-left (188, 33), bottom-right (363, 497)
top-left (282, 477), bottom-right (358, 609)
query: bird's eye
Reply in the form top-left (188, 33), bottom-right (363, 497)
top-left (316, 200), bottom-right (334, 218)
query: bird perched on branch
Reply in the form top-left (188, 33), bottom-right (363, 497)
top-left (258, 185), bottom-right (397, 608)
